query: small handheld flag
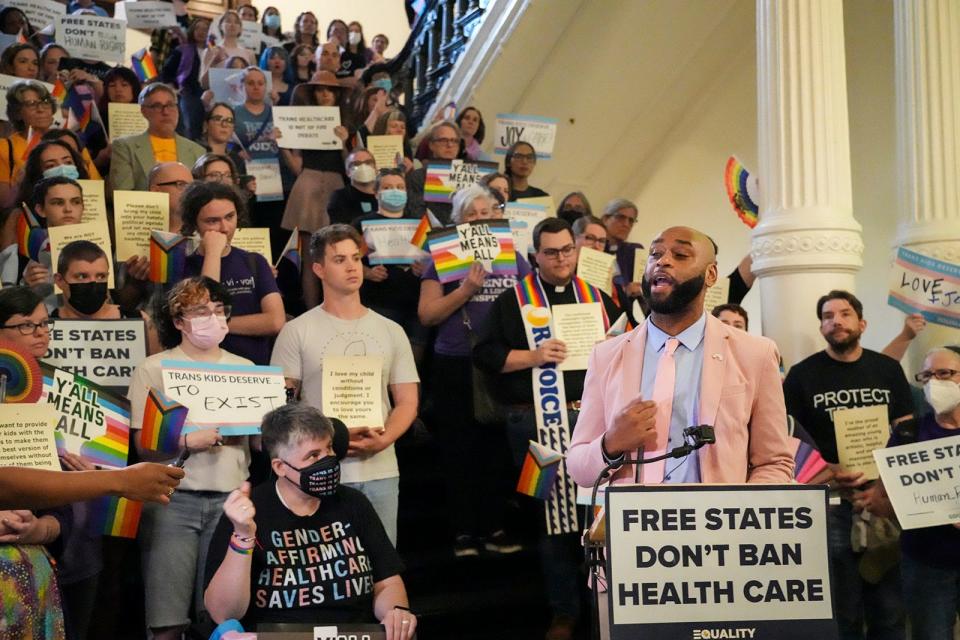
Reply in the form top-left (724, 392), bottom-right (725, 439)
top-left (724, 156), bottom-right (760, 229)
top-left (16, 209), bottom-right (48, 262)
top-left (276, 227), bottom-right (301, 272)
top-left (89, 495), bottom-right (142, 538)
top-left (410, 214), bottom-right (431, 250)
top-left (140, 388), bottom-right (189, 455)
top-left (516, 440), bottom-right (563, 500)
top-left (149, 230), bottom-right (187, 284)
top-left (131, 48), bottom-right (158, 82)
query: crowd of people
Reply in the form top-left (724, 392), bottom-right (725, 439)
top-left (0, 2), bottom-right (956, 640)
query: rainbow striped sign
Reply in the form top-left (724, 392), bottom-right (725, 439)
top-left (40, 364), bottom-right (131, 470)
top-left (427, 220), bottom-right (517, 283)
top-left (140, 388), bottom-right (188, 455)
top-left (424, 159), bottom-right (499, 203)
top-left (724, 156), bottom-right (760, 229)
top-left (517, 440), bottom-right (563, 500)
top-left (89, 495), bottom-right (142, 539)
top-left (149, 230), bottom-right (187, 284)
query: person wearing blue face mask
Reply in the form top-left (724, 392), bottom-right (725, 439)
top-left (204, 403), bottom-right (417, 638)
top-left (261, 7), bottom-right (285, 44)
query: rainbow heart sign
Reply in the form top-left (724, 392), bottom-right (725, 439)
top-left (427, 220), bottom-right (518, 283)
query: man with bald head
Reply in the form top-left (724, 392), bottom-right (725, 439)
top-left (567, 226), bottom-right (793, 487)
top-left (148, 162), bottom-right (194, 233)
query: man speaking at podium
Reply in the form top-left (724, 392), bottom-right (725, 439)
top-left (567, 226), bottom-right (793, 487)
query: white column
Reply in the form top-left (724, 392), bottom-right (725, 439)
top-left (893, 0), bottom-right (960, 369)
top-left (752, 0), bottom-right (864, 367)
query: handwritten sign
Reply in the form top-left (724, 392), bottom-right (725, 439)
top-left (77, 179), bottom-right (107, 227)
top-left (427, 220), bottom-right (518, 283)
top-left (577, 247), bottom-right (616, 295)
top-left (56, 15), bottom-right (127, 65)
top-left (246, 158), bottom-right (283, 202)
top-left (44, 319), bottom-right (146, 388)
top-left (874, 434), bottom-right (960, 530)
top-left (113, 190), bottom-right (169, 261)
top-left (494, 113), bottom-right (558, 158)
top-left (41, 365), bottom-right (131, 470)
top-left (321, 356), bottom-right (384, 429)
top-left (605, 485), bottom-right (834, 640)
top-left (424, 160), bottom-right (499, 203)
top-left (0, 75), bottom-right (54, 124)
top-left (115, 1), bottom-right (177, 29)
top-left (504, 201), bottom-right (548, 257)
top-left (361, 219), bottom-right (424, 265)
top-left (160, 360), bottom-right (286, 436)
top-left (887, 246), bottom-right (960, 328)
top-left (17, 0), bottom-right (65, 31)
top-left (0, 404), bottom-right (60, 471)
top-left (704, 276), bottom-right (732, 312)
top-left (273, 106), bottom-right (342, 150)
top-left (553, 302), bottom-right (605, 371)
top-left (366, 135), bottom-right (404, 170)
top-left (834, 404), bottom-right (889, 480)
top-left (107, 102), bottom-right (148, 140)
top-left (231, 228), bottom-right (273, 264)
top-left (48, 220), bottom-right (114, 289)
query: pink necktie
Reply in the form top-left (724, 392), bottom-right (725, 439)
top-left (643, 337), bottom-right (678, 483)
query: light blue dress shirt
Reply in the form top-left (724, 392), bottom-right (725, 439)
top-left (641, 313), bottom-right (707, 483)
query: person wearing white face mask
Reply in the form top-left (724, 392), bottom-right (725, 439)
top-left (327, 149), bottom-right (380, 226)
top-left (127, 276), bottom-right (254, 640)
top-left (852, 345), bottom-right (960, 639)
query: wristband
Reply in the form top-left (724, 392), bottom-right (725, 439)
top-left (232, 533), bottom-right (255, 543)
top-left (183, 432), bottom-right (190, 453)
top-left (228, 538), bottom-right (253, 555)
top-left (393, 605), bottom-right (411, 612)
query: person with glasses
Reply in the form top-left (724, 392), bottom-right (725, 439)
top-left (405, 120), bottom-right (461, 224)
top-left (192, 152), bottom-right (239, 186)
top-left (573, 214), bottom-right (636, 324)
top-left (149, 162), bottom-right (195, 233)
top-left (127, 276), bottom-right (253, 640)
top-left (601, 198), bottom-right (647, 306)
top-left (327, 149), bottom-right (379, 226)
top-left (504, 140), bottom-right (548, 201)
top-left (0, 80), bottom-right (58, 206)
top-left (783, 289), bottom-right (913, 640)
top-left (109, 83), bottom-right (206, 192)
top-left (473, 217), bottom-right (619, 640)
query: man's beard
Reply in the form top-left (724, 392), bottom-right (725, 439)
top-left (641, 272), bottom-right (707, 315)
top-left (825, 327), bottom-right (862, 354)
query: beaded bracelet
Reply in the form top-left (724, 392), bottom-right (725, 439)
top-left (228, 538), bottom-right (254, 555)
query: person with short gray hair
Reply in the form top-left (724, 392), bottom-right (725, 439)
top-left (450, 183), bottom-right (498, 224)
top-left (601, 197), bottom-right (645, 302)
top-left (404, 120), bottom-right (462, 224)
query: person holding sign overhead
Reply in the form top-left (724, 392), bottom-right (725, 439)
top-left (783, 290), bottom-right (913, 640)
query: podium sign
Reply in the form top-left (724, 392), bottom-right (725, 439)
top-left (605, 484), bottom-right (837, 639)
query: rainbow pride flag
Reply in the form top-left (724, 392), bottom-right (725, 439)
top-left (517, 441), bottom-right (563, 500)
top-left (149, 230), bottom-right (187, 284)
top-left (275, 226), bottom-right (301, 272)
top-left (140, 388), bottom-right (188, 455)
top-left (51, 77), bottom-right (67, 102)
top-left (724, 156), bottom-right (760, 229)
top-left (410, 214), bottom-right (431, 250)
top-left (427, 220), bottom-right (517, 283)
top-left (423, 160), bottom-right (499, 203)
top-left (16, 209), bottom-right (47, 261)
top-left (89, 495), bottom-right (142, 538)
top-left (131, 48), bottom-right (158, 82)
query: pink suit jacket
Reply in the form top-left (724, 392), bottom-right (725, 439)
top-left (567, 313), bottom-right (794, 488)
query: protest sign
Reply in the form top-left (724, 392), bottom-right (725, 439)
top-left (160, 360), bottom-right (286, 435)
top-left (208, 67), bottom-right (272, 105)
top-left (78, 179), bottom-right (107, 227)
top-left (40, 365), bottom-right (131, 470)
top-left (427, 220), bottom-right (517, 283)
top-left (516, 195), bottom-right (555, 218)
top-left (833, 404), bottom-right (889, 480)
top-left (246, 158), bottom-right (283, 202)
top-left (503, 201), bottom-right (548, 257)
top-left (321, 356), bottom-right (384, 429)
top-left (366, 135), bottom-right (405, 170)
top-left (107, 102), bottom-right (148, 139)
top-left (113, 190), bottom-right (169, 261)
top-left (231, 228), bottom-right (273, 264)
top-left (56, 15), bottom-right (127, 64)
top-left (273, 106), bottom-right (343, 150)
top-left (43, 319), bottom-right (146, 388)
top-left (606, 484), bottom-right (836, 640)
top-left (874, 434), bottom-right (960, 529)
top-left (494, 113), bottom-right (558, 158)
top-left (48, 220), bottom-right (114, 289)
top-left (0, 75), bottom-right (53, 123)
top-left (577, 247), bottom-right (616, 295)
top-left (0, 404), bottom-right (60, 471)
top-left (240, 20), bottom-right (261, 49)
top-left (424, 160), bottom-right (499, 203)
top-left (704, 277), bottom-right (731, 313)
top-left (18, 0), bottom-right (65, 31)
top-left (553, 303), bottom-right (605, 371)
top-left (887, 246), bottom-right (960, 328)
top-left (361, 219), bottom-right (424, 265)
top-left (114, 1), bottom-right (177, 29)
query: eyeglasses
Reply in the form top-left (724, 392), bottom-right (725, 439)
top-left (511, 152), bottom-right (536, 162)
top-left (915, 369), bottom-right (960, 383)
top-left (204, 172), bottom-right (235, 183)
top-left (582, 234), bottom-right (606, 245)
top-left (208, 115), bottom-right (234, 125)
top-left (21, 98), bottom-right (54, 110)
top-left (611, 213), bottom-right (637, 225)
top-left (181, 305), bottom-right (231, 320)
top-left (432, 137), bottom-right (458, 146)
top-left (540, 245), bottom-right (576, 259)
top-left (156, 180), bottom-right (190, 189)
top-left (144, 103), bottom-right (178, 113)
top-left (1, 319), bottom-right (53, 334)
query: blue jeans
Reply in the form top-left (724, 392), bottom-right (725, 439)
top-left (828, 501), bottom-right (905, 640)
top-left (346, 476), bottom-right (399, 547)
top-left (900, 552), bottom-right (960, 639)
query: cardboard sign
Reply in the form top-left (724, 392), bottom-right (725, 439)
top-left (77, 179), bottom-right (106, 227)
top-left (160, 360), bottom-right (286, 436)
top-left (107, 102), bottom-right (148, 139)
top-left (40, 365), bottom-right (131, 470)
top-left (833, 404), bottom-right (889, 480)
top-left (503, 201), bottom-right (548, 257)
top-left (56, 15), bottom-right (127, 65)
top-left (494, 113), bottom-right (558, 158)
top-left (273, 106), bottom-right (343, 150)
top-left (605, 484), bottom-right (836, 640)
top-left (0, 403), bottom-right (60, 471)
top-left (874, 434), bottom-right (960, 530)
top-left (321, 356), bottom-right (384, 429)
top-left (113, 190), bottom-right (169, 261)
top-left (577, 247), bottom-right (616, 295)
top-left (424, 160), bottom-right (499, 203)
top-left (246, 158), bottom-right (283, 202)
top-left (704, 276), bottom-right (732, 313)
top-left (114, 1), bottom-right (177, 29)
top-left (48, 220), bottom-right (115, 289)
top-left (366, 135), bottom-right (404, 170)
top-left (361, 219), bottom-right (424, 265)
top-left (887, 246), bottom-right (960, 328)
top-left (17, 0), bottom-right (65, 31)
top-left (43, 319), bottom-right (146, 388)
top-left (553, 302), bottom-right (605, 371)
top-left (231, 228), bottom-right (273, 264)
top-left (427, 220), bottom-right (518, 283)
top-left (0, 75), bottom-right (53, 124)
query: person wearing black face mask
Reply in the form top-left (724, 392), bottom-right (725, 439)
top-left (51, 241), bottom-right (132, 320)
top-left (204, 404), bottom-right (417, 639)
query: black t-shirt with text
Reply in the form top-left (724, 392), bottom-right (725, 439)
top-left (782, 349), bottom-right (913, 463)
top-left (204, 482), bottom-right (403, 629)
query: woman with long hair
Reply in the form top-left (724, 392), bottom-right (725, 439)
top-left (258, 46), bottom-right (291, 106)
top-left (283, 12), bottom-right (319, 53)
top-left (161, 17), bottom-right (211, 140)
top-left (0, 43), bottom-right (39, 79)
